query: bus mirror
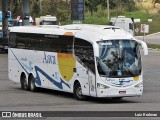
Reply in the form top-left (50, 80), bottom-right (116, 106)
top-left (136, 40), bottom-right (148, 55)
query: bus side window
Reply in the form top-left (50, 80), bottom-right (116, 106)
top-left (10, 33), bottom-right (73, 53)
top-left (28, 34), bottom-right (43, 50)
top-left (129, 23), bottom-right (133, 30)
top-left (74, 38), bottom-right (95, 74)
top-left (16, 33), bottom-right (26, 49)
top-left (50, 35), bottom-right (73, 54)
top-left (9, 33), bottom-right (16, 48)
top-left (14, 33), bottom-right (41, 50)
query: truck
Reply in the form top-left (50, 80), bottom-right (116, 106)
top-left (35, 15), bottom-right (58, 26)
top-left (109, 16), bottom-right (135, 36)
top-left (17, 16), bottom-right (34, 26)
top-left (0, 11), bottom-right (12, 50)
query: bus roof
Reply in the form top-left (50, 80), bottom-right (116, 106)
top-left (9, 24), bottom-right (135, 42)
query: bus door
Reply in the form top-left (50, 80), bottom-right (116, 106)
top-left (88, 68), bottom-right (96, 96)
top-left (74, 38), bottom-right (96, 96)
top-left (87, 49), bottom-right (96, 96)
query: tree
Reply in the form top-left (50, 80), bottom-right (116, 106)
top-left (30, 0), bottom-right (40, 18)
top-left (152, 0), bottom-right (160, 8)
top-left (41, 0), bottom-right (70, 23)
top-left (98, 0), bottom-right (136, 11)
top-left (9, 0), bottom-right (22, 18)
top-left (85, 0), bottom-right (100, 15)
top-left (99, 0), bottom-right (117, 9)
top-left (0, 0), bottom-right (2, 10)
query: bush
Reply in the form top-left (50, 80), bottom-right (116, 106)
top-left (110, 6), bottom-right (126, 17)
top-left (135, 0), bottom-right (160, 14)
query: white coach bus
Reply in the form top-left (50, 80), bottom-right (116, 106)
top-left (8, 24), bottom-right (148, 100)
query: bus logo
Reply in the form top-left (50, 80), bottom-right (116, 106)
top-left (2, 112), bottom-right (11, 118)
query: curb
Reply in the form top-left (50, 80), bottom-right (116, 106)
top-left (135, 32), bottom-right (160, 37)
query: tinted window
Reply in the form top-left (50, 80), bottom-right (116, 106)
top-left (129, 23), bottom-right (133, 30)
top-left (9, 32), bottom-right (73, 53)
top-left (74, 38), bottom-right (95, 73)
top-left (50, 35), bottom-right (73, 53)
top-left (16, 33), bottom-right (42, 49)
top-left (9, 33), bottom-right (16, 47)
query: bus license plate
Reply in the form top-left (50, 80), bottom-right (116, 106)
top-left (119, 91), bottom-right (126, 94)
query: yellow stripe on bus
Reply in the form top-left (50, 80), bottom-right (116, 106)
top-left (58, 53), bottom-right (76, 81)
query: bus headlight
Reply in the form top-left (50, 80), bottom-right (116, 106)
top-left (134, 82), bottom-right (143, 88)
top-left (97, 83), bottom-right (110, 89)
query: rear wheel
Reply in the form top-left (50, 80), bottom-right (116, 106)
top-left (29, 75), bottom-right (37, 92)
top-left (74, 82), bottom-right (86, 100)
top-left (20, 74), bottom-right (29, 90)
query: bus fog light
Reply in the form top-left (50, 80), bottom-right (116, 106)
top-left (134, 82), bottom-right (143, 88)
top-left (97, 83), bottom-right (110, 89)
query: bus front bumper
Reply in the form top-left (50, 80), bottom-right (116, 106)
top-left (96, 87), bottom-right (143, 98)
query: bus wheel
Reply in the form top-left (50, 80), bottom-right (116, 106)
top-left (74, 82), bottom-right (86, 100)
top-left (20, 74), bottom-right (29, 90)
top-left (29, 75), bottom-right (37, 92)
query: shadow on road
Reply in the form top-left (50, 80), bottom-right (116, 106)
top-left (89, 97), bottom-right (139, 104)
top-left (0, 50), bottom-right (8, 54)
top-left (13, 87), bottom-right (138, 104)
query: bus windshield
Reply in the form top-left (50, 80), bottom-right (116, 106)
top-left (97, 40), bottom-right (141, 78)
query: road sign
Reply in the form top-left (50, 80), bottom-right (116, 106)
top-left (71, 0), bottom-right (84, 20)
top-left (140, 24), bottom-right (149, 33)
top-left (140, 24), bottom-right (149, 41)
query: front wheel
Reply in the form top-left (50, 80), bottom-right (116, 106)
top-left (74, 82), bottom-right (86, 100)
top-left (29, 75), bottom-right (37, 92)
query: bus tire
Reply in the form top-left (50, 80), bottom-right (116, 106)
top-left (29, 75), bottom-right (37, 92)
top-left (20, 73), bottom-right (29, 91)
top-left (74, 82), bottom-right (86, 100)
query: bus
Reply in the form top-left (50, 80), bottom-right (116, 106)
top-left (8, 24), bottom-right (148, 100)
top-left (0, 11), bottom-right (12, 50)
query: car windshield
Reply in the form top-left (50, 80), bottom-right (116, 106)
top-left (97, 40), bottom-right (141, 78)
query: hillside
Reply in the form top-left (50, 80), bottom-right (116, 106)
top-left (82, 0), bottom-right (160, 35)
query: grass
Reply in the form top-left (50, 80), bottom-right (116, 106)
top-left (147, 44), bottom-right (160, 50)
top-left (124, 11), bottom-right (155, 22)
top-left (83, 16), bottom-right (107, 25)
top-left (125, 11), bottom-right (160, 36)
top-left (66, 1), bottom-right (160, 37)
top-left (83, 10), bottom-right (160, 36)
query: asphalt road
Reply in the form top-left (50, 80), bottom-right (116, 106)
top-left (135, 32), bottom-right (160, 45)
top-left (0, 50), bottom-right (160, 120)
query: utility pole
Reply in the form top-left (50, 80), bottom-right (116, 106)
top-left (107, 0), bottom-right (110, 21)
top-left (40, 0), bottom-right (42, 12)
top-left (2, 0), bottom-right (9, 40)
top-left (22, 0), bottom-right (30, 26)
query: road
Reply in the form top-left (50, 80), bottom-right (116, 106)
top-left (0, 50), bottom-right (160, 120)
top-left (135, 32), bottom-right (160, 45)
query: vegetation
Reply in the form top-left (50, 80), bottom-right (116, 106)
top-left (83, 0), bottom-right (160, 35)
top-left (0, 0), bottom-right (160, 34)
top-left (147, 44), bottom-right (160, 50)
